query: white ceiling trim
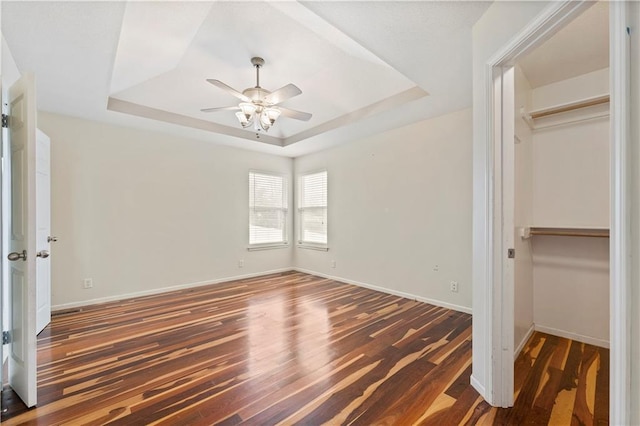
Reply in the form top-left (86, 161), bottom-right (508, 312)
top-left (109, 85), bottom-right (427, 148)
top-left (107, 97), bottom-right (283, 146)
top-left (283, 86), bottom-right (428, 146)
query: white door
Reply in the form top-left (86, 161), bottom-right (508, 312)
top-left (7, 72), bottom-right (38, 408)
top-left (35, 130), bottom-right (51, 334)
top-left (500, 66), bottom-right (515, 406)
top-left (0, 77), bottom-right (3, 408)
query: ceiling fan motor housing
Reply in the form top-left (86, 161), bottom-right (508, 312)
top-left (242, 87), bottom-right (271, 105)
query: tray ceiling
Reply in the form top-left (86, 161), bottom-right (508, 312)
top-left (2, 1), bottom-right (492, 157)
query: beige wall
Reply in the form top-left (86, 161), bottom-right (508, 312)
top-left (294, 108), bottom-right (473, 312)
top-left (41, 109), bottom-right (474, 314)
top-left (39, 112), bottom-right (293, 308)
top-left (529, 69), bottom-right (610, 347)
top-left (531, 69), bottom-right (610, 228)
top-left (532, 236), bottom-right (609, 346)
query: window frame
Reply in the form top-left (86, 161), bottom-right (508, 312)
top-left (297, 169), bottom-right (328, 251)
top-left (248, 170), bottom-right (289, 251)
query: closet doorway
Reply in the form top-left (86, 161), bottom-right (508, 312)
top-left (478, 1), bottom-right (632, 423)
top-left (510, 1), bottom-right (610, 420)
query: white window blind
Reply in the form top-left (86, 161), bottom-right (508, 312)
top-left (298, 170), bottom-right (327, 247)
top-left (249, 171), bottom-right (287, 246)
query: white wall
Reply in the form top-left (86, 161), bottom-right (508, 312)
top-left (532, 235), bottom-right (609, 347)
top-left (471, 0), bottom-right (551, 399)
top-left (531, 68), bottom-right (609, 109)
top-left (38, 112), bottom-right (293, 308)
top-left (294, 108), bottom-right (473, 312)
top-left (513, 65), bottom-right (534, 356)
top-left (529, 70), bottom-right (610, 347)
top-left (532, 69), bottom-right (610, 228)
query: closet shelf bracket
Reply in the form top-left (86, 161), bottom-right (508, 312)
top-left (520, 107), bottom-right (535, 130)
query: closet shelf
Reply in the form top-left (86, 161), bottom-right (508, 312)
top-left (529, 227), bottom-right (609, 238)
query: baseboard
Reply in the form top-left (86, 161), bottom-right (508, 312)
top-left (470, 374), bottom-right (487, 401)
top-left (534, 324), bottom-right (609, 349)
top-left (53, 267), bottom-right (473, 315)
top-left (51, 268), bottom-right (293, 311)
top-left (514, 323), bottom-right (535, 360)
top-left (293, 267), bottom-right (472, 314)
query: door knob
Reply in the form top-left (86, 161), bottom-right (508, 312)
top-left (47, 236), bottom-right (58, 243)
top-left (37, 250), bottom-right (50, 259)
top-left (8, 250), bottom-right (27, 261)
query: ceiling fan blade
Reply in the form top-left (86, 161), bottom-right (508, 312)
top-left (200, 106), bottom-right (240, 113)
top-left (264, 83), bottom-right (302, 105)
top-left (206, 79), bottom-right (250, 102)
top-left (278, 106), bottom-right (312, 121)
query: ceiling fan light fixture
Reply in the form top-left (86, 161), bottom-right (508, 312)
top-left (235, 111), bottom-right (252, 128)
top-left (260, 107), bottom-right (281, 131)
top-left (239, 102), bottom-right (257, 118)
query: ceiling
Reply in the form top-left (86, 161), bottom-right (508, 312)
top-left (2, 1), bottom-right (491, 157)
top-left (518, 1), bottom-right (609, 88)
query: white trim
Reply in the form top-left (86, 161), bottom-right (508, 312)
top-left (485, 2), bottom-right (591, 67)
top-left (247, 243), bottom-right (289, 251)
top-left (296, 244), bottom-right (329, 251)
top-left (52, 267), bottom-right (473, 316)
top-left (609, 2), bottom-right (631, 425)
top-left (514, 324), bottom-right (535, 360)
top-left (293, 267), bottom-right (472, 314)
top-left (51, 268), bottom-right (293, 311)
top-left (534, 324), bottom-right (609, 349)
top-left (470, 375), bottom-right (486, 397)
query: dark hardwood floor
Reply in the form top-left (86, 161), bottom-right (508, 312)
top-left (1, 271), bottom-right (608, 425)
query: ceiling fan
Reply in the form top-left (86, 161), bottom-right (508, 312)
top-left (201, 57), bottom-right (312, 132)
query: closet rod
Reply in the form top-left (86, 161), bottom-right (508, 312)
top-left (529, 227), bottom-right (609, 238)
top-left (529, 94), bottom-right (610, 120)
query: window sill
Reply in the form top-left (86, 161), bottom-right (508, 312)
top-left (297, 244), bottom-right (329, 251)
top-left (247, 243), bottom-right (289, 252)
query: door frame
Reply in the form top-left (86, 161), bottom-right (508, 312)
top-left (474, 1), bottom-right (632, 423)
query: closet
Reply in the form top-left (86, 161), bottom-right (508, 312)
top-left (512, 0), bottom-right (610, 357)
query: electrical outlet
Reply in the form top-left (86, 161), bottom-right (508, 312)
top-left (331, 260), bottom-right (336, 268)
top-left (83, 278), bottom-right (93, 289)
top-left (238, 259), bottom-right (244, 268)
top-left (450, 281), bottom-right (458, 293)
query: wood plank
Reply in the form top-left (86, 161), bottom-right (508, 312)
top-left (0, 273), bottom-right (608, 425)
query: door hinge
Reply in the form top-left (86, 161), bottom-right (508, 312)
top-left (1, 114), bottom-right (8, 128)
top-left (507, 248), bottom-right (515, 259)
top-left (2, 331), bottom-right (11, 345)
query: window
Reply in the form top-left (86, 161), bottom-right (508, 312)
top-left (249, 171), bottom-right (288, 248)
top-left (298, 170), bottom-right (328, 249)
